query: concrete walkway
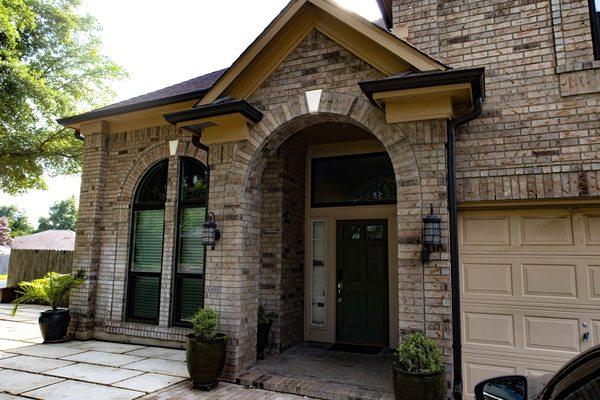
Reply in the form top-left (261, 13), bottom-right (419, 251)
top-left (0, 304), bottom-right (306, 399)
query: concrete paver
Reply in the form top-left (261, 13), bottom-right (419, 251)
top-left (0, 355), bottom-right (74, 373)
top-left (9, 343), bottom-right (88, 359)
top-left (125, 346), bottom-right (185, 361)
top-left (123, 358), bottom-right (189, 378)
top-left (68, 340), bottom-right (147, 354)
top-left (23, 380), bottom-right (144, 400)
top-left (61, 350), bottom-right (146, 367)
top-left (45, 362), bottom-right (145, 385)
top-left (112, 373), bottom-right (187, 392)
top-left (0, 369), bottom-right (63, 395)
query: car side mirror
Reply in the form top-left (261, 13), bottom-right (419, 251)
top-left (474, 375), bottom-right (528, 400)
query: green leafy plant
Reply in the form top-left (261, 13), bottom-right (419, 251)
top-left (258, 305), bottom-right (278, 325)
top-left (395, 332), bottom-right (445, 374)
top-left (11, 270), bottom-right (85, 316)
top-left (191, 308), bottom-right (221, 341)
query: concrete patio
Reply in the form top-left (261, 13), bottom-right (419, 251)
top-left (0, 304), bottom-right (305, 399)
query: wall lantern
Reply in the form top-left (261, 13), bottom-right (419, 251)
top-left (202, 212), bottom-right (221, 250)
top-left (421, 203), bottom-right (441, 263)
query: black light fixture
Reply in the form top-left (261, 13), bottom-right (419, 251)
top-left (202, 212), bottom-right (221, 250)
top-left (422, 203), bottom-right (441, 263)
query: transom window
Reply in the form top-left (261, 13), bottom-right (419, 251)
top-left (173, 157), bottom-right (208, 325)
top-left (126, 160), bottom-right (168, 324)
top-left (592, 0), bottom-right (600, 59)
top-left (311, 152), bottom-right (396, 207)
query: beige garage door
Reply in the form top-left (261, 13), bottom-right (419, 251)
top-left (459, 206), bottom-right (600, 399)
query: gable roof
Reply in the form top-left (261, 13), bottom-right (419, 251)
top-left (57, 69), bottom-right (226, 126)
top-left (199, 0), bottom-right (448, 105)
top-left (10, 230), bottom-right (75, 251)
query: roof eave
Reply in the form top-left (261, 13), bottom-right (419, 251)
top-left (359, 67), bottom-right (486, 107)
top-left (57, 89), bottom-right (210, 126)
top-left (163, 100), bottom-right (264, 125)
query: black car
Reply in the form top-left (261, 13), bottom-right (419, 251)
top-left (475, 345), bottom-right (600, 400)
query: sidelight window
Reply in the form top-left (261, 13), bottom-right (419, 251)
top-left (592, 0), bottom-right (600, 59)
top-left (311, 220), bottom-right (327, 327)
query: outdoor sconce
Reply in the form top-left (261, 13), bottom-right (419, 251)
top-left (202, 212), bottom-right (221, 250)
top-left (421, 204), bottom-right (441, 263)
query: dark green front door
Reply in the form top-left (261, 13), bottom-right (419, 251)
top-left (336, 219), bottom-right (389, 346)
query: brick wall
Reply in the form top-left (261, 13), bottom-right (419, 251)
top-left (393, 0), bottom-right (600, 202)
top-left (259, 140), bottom-right (305, 351)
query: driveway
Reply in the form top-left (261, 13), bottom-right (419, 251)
top-left (0, 304), bottom-right (305, 399)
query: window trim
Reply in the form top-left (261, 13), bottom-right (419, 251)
top-left (310, 152), bottom-right (397, 208)
top-left (126, 160), bottom-right (168, 325)
top-left (590, 0), bottom-right (600, 60)
top-left (171, 157), bottom-right (209, 327)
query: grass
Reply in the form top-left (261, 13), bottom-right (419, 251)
top-left (0, 275), bottom-right (7, 281)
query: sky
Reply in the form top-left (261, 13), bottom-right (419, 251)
top-left (0, 0), bottom-right (382, 227)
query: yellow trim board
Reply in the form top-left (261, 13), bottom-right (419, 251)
top-left (385, 97), bottom-right (454, 123)
top-left (200, 0), bottom-right (446, 105)
top-left (176, 113), bottom-right (253, 145)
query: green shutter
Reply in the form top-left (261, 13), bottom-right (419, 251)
top-left (178, 207), bottom-right (205, 273)
top-left (131, 275), bottom-right (160, 321)
top-left (177, 277), bottom-right (205, 322)
top-left (132, 210), bottom-right (164, 272)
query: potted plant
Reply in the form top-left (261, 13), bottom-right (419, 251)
top-left (186, 308), bottom-right (228, 390)
top-left (257, 305), bottom-right (278, 359)
top-left (392, 332), bottom-right (446, 400)
top-left (11, 270), bottom-right (85, 343)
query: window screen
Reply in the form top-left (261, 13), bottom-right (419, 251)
top-left (311, 153), bottom-right (396, 207)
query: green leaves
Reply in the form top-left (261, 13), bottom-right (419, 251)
top-left (395, 332), bottom-right (445, 374)
top-left (0, 205), bottom-right (34, 237)
top-left (190, 308), bottom-right (221, 341)
top-left (0, 0), bottom-right (125, 194)
top-left (37, 195), bottom-right (77, 231)
top-left (11, 269), bottom-right (85, 315)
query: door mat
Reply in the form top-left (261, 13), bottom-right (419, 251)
top-left (327, 343), bottom-right (383, 355)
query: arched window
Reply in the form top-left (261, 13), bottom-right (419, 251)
top-left (173, 157), bottom-right (208, 324)
top-left (126, 160), bottom-right (168, 324)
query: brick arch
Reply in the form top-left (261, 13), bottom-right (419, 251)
top-left (118, 138), bottom-right (206, 204)
top-left (209, 91), bottom-right (425, 376)
top-left (225, 91), bottom-right (421, 213)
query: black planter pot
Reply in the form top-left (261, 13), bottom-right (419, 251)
top-left (392, 362), bottom-right (445, 400)
top-left (256, 321), bottom-right (273, 359)
top-left (186, 334), bottom-right (227, 391)
top-left (39, 308), bottom-right (71, 343)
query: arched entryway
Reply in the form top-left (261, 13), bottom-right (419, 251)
top-left (202, 92), bottom-right (431, 384)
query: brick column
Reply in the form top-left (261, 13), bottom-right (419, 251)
top-left (70, 121), bottom-right (109, 339)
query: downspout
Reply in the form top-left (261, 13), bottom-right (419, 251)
top-left (448, 96), bottom-right (483, 400)
top-left (74, 131), bottom-right (85, 141)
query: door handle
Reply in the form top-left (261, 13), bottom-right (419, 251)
top-left (583, 332), bottom-right (590, 343)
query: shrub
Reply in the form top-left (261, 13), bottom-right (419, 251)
top-left (258, 305), bottom-right (278, 325)
top-left (190, 308), bottom-right (221, 341)
top-left (11, 270), bottom-right (85, 316)
top-left (395, 332), bottom-right (445, 374)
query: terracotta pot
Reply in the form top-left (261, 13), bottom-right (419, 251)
top-left (256, 321), bottom-right (273, 359)
top-left (39, 308), bottom-right (70, 343)
top-left (392, 362), bottom-right (445, 400)
top-left (186, 334), bottom-right (227, 390)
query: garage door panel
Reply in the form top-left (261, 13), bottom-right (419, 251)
top-left (460, 207), bottom-right (600, 399)
top-left (524, 316), bottom-right (581, 354)
top-left (463, 261), bottom-right (513, 296)
top-left (519, 214), bottom-right (573, 246)
top-left (464, 312), bottom-right (514, 348)
top-left (461, 216), bottom-right (510, 246)
top-left (522, 263), bottom-right (577, 299)
top-left (584, 214), bottom-right (600, 245)
top-left (588, 265), bottom-right (600, 300)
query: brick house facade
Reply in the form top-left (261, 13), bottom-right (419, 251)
top-left (59, 0), bottom-right (600, 398)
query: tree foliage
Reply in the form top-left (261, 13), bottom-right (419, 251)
top-left (37, 195), bottom-right (77, 231)
top-left (0, 0), bottom-right (125, 194)
top-left (0, 217), bottom-right (11, 246)
top-left (0, 205), bottom-right (34, 237)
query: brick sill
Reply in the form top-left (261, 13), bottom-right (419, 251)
top-left (556, 59), bottom-right (600, 74)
